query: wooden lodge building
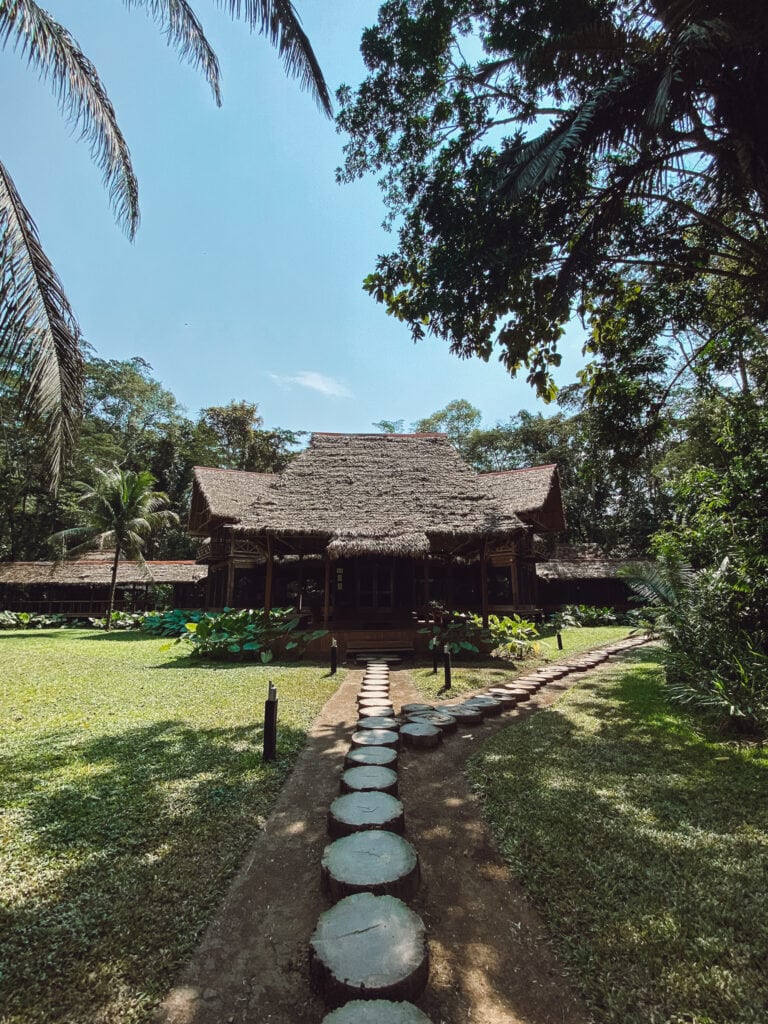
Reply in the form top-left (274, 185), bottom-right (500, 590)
top-left (189, 432), bottom-right (565, 651)
top-left (0, 553), bottom-right (207, 617)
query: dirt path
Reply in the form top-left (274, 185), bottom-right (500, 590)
top-left (158, 665), bottom-right (595, 1024)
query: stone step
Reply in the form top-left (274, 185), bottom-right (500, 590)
top-left (321, 830), bottom-right (419, 902)
top-left (321, 999), bottom-right (432, 1023)
top-left (328, 792), bottom-right (406, 839)
top-left (344, 746), bottom-right (398, 770)
top-left (351, 729), bottom-right (400, 751)
top-left (406, 711), bottom-right (458, 734)
top-left (341, 765), bottom-right (399, 797)
top-left (399, 722), bottom-right (442, 749)
top-left (310, 893), bottom-right (428, 1007)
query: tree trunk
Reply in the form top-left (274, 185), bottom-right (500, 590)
top-left (106, 546), bottom-right (121, 631)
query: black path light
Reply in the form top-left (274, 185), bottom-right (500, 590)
top-left (443, 644), bottom-right (452, 691)
top-left (263, 681), bottom-right (278, 761)
top-left (331, 637), bottom-right (338, 675)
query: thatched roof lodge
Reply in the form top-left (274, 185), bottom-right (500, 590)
top-left (189, 433), bottom-right (565, 633)
top-left (0, 554), bottom-right (207, 616)
top-left (535, 545), bottom-right (650, 609)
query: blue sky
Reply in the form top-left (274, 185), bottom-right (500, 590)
top-left (2, 1), bottom-right (587, 433)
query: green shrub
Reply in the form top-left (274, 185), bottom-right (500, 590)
top-left (0, 611), bottom-right (87, 629)
top-left (170, 607), bottom-right (326, 662)
top-left (88, 611), bottom-right (144, 631)
top-left (623, 556), bottom-right (768, 734)
top-left (142, 608), bottom-right (206, 637)
top-left (419, 610), bottom-right (538, 660)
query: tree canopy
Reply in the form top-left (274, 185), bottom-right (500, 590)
top-left (338, 0), bottom-right (768, 399)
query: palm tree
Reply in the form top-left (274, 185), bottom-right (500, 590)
top-left (0, 1), bottom-right (331, 486)
top-left (50, 466), bottom-right (179, 630)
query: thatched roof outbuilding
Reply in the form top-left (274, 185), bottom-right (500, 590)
top-left (189, 432), bottom-right (565, 558)
top-left (0, 558), bottom-right (207, 587)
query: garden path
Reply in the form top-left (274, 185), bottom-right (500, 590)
top-left (157, 661), bottom-right (603, 1024)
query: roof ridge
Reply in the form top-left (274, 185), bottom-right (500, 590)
top-left (481, 464), bottom-right (557, 475)
top-left (312, 432), bottom-right (448, 439)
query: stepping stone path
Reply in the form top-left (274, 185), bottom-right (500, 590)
top-left (313, 660), bottom-right (432, 1018)
top-left (312, 639), bottom-right (652, 1018)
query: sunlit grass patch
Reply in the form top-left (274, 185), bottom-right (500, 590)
top-left (467, 649), bottom-right (768, 1024)
top-left (0, 630), bottom-right (341, 1023)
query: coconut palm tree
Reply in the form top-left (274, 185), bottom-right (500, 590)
top-left (50, 466), bottom-right (179, 630)
top-left (0, 0), bottom-right (331, 486)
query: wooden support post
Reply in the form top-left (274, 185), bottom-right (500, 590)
top-left (480, 543), bottom-right (489, 628)
top-left (264, 534), bottom-right (273, 618)
top-left (263, 681), bottom-right (278, 761)
top-left (323, 554), bottom-right (331, 628)
top-left (225, 559), bottom-right (235, 608)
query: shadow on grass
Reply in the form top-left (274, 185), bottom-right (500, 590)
top-left (0, 707), bottom-right (349, 1023)
top-left (468, 647), bottom-right (768, 1023)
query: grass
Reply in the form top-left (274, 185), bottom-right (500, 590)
top-left (467, 647), bottom-right (768, 1024)
top-left (411, 624), bottom-right (636, 702)
top-left (0, 629), bottom-right (342, 1024)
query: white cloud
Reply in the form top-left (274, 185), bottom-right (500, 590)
top-left (269, 370), bottom-right (352, 399)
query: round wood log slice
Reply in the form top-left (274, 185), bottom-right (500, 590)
top-left (341, 765), bottom-right (399, 797)
top-left (399, 722), bottom-right (442, 749)
top-left (358, 706), bottom-right (396, 719)
top-left (322, 999), bottom-right (432, 1023)
top-left (309, 893), bottom-right (428, 1007)
top-left (464, 696), bottom-right (503, 716)
top-left (351, 730), bottom-right (399, 751)
top-left (406, 711), bottom-right (458, 733)
top-left (444, 705), bottom-right (484, 724)
top-left (485, 690), bottom-right (520, 709)
top-left (364, 671), bottom-right (390, 679)
top-left (359, 697), bottom-right (395, 709)
top-left (356, 716), bottom-right (400, 731)
top-left (503, 688), bottom-right (532, 701)
top-left (400, 703), bottom-right (435, 715)
top-left (345, 746), bottom-right (398, 770)
top-left (321, 830), bottom-right (419, 901)
top-left (328, 792), bottom-right (405, 839)
top-left (503, 681), bottom-right (540, 692)
top-left (360, 681), bottom-right (390, 690)
top-left (359, 690), bottom-right (390, 701)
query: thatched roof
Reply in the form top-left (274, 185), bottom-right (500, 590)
top-left (190, 433), bottom-right (565, 557)
top-left (481, 465), bottom-right (566, 532)
top-left (0, 559), bottom-right (207, 587)
top-left (536, 559), bottom-right (650, 581)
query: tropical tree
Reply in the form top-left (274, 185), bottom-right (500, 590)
top-left (338, 0), bottom-right (768, 400)
top-left (0, 0), bottom-right (331, 485)
top-left (50, 466), bottom-right (179, 629)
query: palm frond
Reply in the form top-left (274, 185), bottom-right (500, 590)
top-left (0, 0), bottom-right (140, 236)
top-left (216, 0), bottom-right (332, 116)
top-left (0, 159), bottom-right (84, 488)
top-left (123, 0), bottom-right (222, 105)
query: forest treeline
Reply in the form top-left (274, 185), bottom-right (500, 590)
top-left (2, 347), bottom-right (761, 570)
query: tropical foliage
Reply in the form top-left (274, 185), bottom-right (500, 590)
top-left (49, 466), bottom-right (178, 629)
top-left (171, 606), bottom-right (327, 661)
top-left (0, 0), bottom-right (330, 484)
top-left (339, 0), bottom-right (768, 400)
top-left (419, 610), bottom-right (539, 660)
top-left (623, 556), bottom-right (768, 734)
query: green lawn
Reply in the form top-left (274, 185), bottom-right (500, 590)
top-left (411, 624), bottom-right (636, 701)
top-left (0, 630), bottom-right (342, 1024)
top-left (467, 648), bottom-right (768, 1024)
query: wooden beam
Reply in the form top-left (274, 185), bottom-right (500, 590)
top-left (323, 554), bottom-right (331, 628)
top-left (264, 534), bottom-right (273, 617)
top-left (225, 559), bottom-right (235, 608)
top-left (480, 543), bottom-right (489, 628)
